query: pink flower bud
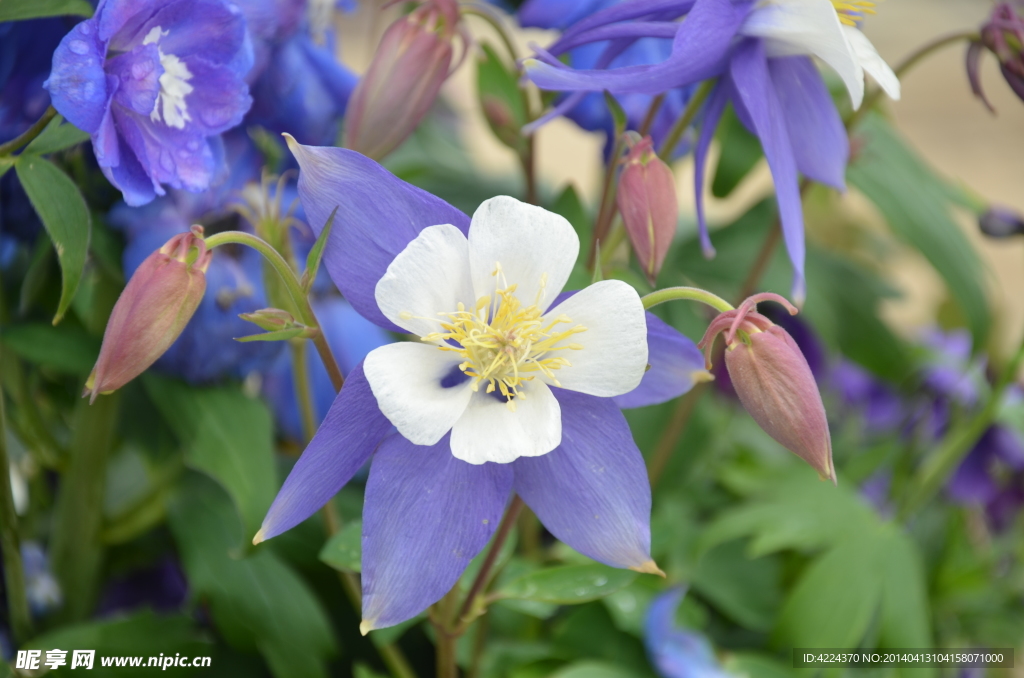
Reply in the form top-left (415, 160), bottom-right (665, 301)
top-left (617, 137), bottom-right (678, 285)
top-left (698, 293), bottom-right (835, 483)
top-left (343, 0), bottom-right (463, 160)
top-left (84, 226), bottom-right (212, 402)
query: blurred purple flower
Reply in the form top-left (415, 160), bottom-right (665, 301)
top-left (253, 140), bottom-right (714, 632)
top-left (96, 558), bottom-right (188, 617)
top-left (21, 542), bottom-right (62, 616)
top-left (645, 587), bottom-right (732, 678)
top-left (44, 0), bottom-right (254, 205)
top-left (828, 361), bottom-right (904, 434)
top-left (947, 423), bottom-right (1024, 530)
top-left (919, 328), bottom-right (987, 407)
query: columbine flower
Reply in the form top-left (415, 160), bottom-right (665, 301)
top-left (44, 0), bottom-right (253, 206)
top-left (970, 2), bottom-right (1024, 110)
top-left (524, 0), bottom-right (900, 302)
top-left (254, 138), bottom-right (713, 632)
top-left (645, 588), bottom-right (734, 678)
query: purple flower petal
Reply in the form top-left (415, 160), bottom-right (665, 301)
top-left (948, 438), bottom-right (999, 505)
top-left (729, 39), bottom-right (805, 303)
top-left (518, 0), bottom-right (617, 30)
top-left (289, 141), bottom-right (470, 330)
top-left (769, 56), bottom-right (847, 191)
top-left (615, 313), bottom-right (708, 409)
top-left (257, 362), bottom-right (391, 542)
top-left (693, 82), bottom-right (729, 258)
top-left (552, 0), bottom-right (696, 52)
top-left (44, 21), bottom-right (111, 133)
top-left (100, 121), bottom-right (159, 206)
top-left (645, 587), bottom-right (732, 678)
top-left (361, 433), bottom-right (512, 631)
top-left (512, 389), bottom-right (656, 572)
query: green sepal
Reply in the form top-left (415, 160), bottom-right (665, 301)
top-left (603, 91), bottom-right (628, 136)
top-left (301, 206), bottom-right (338, 294)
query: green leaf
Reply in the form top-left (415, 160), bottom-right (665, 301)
top-left (848, 114), bottom-right (990, 344)
top-left (477, 42), bottom-right (528, 151)
top-left (144, 376), bottom-right (277, 546)
top-left (235, 328), bottom-right (307, 343)
top-left (496, 563), bottom-right (638, 605)
top-left (772, 534), bottom-right (885, 648)
top-left (318, 519), bottom-right (362, 572)
top-left (23, 611), bottom-right (211, 677)
top-left (301, 206), bottom-right (337, 293)
top-left (711, 105), bottom-right (762, 198)
top-left (878, 529), bottom-right (933, 652)
top-left (0, 322), bottom-right (99, 374)
top-left (0, 0), bottom-right (92, 21)
top-left (14, 154), bottom-right (91, 324)
top-left (168, 473), bottom-right (336, 678)
top-left (692, 540), bottom-right (782, 632)
top-left (24, 115), bottom-right (91, 155)
top-left (603, 91), bottom-right (628, 135)
top-left (550, 662), bottom-right (637, 678)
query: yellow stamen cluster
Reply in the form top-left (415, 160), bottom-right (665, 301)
top-left (831, 0), bottom-right (876, 26)
top-left (418, 267), bottom-right (586, 411)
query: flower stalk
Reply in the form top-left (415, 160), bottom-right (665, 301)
top-left (0, 106), bottom-right (56, 157)
top-left (641, 287), bottom-right (734, 314)
top-left (0, 387), bottom-right (33, 643)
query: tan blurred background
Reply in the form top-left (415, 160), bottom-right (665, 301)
top-left (339, 0), bottom-right (1024, 358)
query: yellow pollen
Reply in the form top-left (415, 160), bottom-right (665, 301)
top-left (830, 0), bottom-right (876, 26)
top-left (418, 267), bottom-right (587, 410)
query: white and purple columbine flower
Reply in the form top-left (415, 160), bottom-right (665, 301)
top-left (255, 138), bottom-right (710, 632)
top-left (524, 0), bottom-right (900, 303)
top-left (44, 0), bottom-right (254, 206)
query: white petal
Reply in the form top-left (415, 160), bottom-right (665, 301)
top-left (468, 196), bottom-right (579, 313)
top-left (542, 280), bottom-right (648, 397)
top-left (375, 224), bottom-right (474, 337)
top-left (450, 381), bottom-right (561, 464)
top-left (742, 0), bottom-right (865, 109)
top-left (843, 26), bottom-right (901, 101)
top-left (364, 342), bottom-right (473, 445)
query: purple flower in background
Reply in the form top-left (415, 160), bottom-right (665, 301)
top-left (21, 542), bottom-right (62, 616)
top-left (0, 19), bottom-right (68, 142)
top-left (263, 296), bottom-right (392, 441)
top-left (919, 328), bottom-right (988, 407)
top-left (96, 558), bottom-right (188, 617)
top-left (44, 0), bottom-right (254, 206)
top-left (524, 0), bottom-right (899, 302)
top-left (645, 588), bottom-right (733, 678)
top-left (253, 139), bottom-right (717, 632)
top-left (828, 360), bottom-right (904, 434)
top-left (948, 422), bottom-right (1024, 530)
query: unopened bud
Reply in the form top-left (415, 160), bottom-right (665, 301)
top-left (343, 0), bottom-right (463, 160)
top-left (979, 206), bottom-right (1024, 238)
top-left (239, 308), bottom-right (300, 332)
top-left (84, 226), bottom-right (211, 402)
top-left (976, 3), bottom-right (1024, 107)
top-left (698, 293), bottom-right (835, 483)
top-left (617, 136), bottom-right (678, 285)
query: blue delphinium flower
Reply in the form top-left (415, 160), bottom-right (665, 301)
top-left (949, 422), bottom-right (1024, 531)
top-left (254, 138), bottom-right (712, 632)
top-left (524, 0), bottom-right (900, 302)
top-left (21, 542), bottom-right (62, 617)
top-left (645, 588), bottom-right (733, 678)
top-left (828, 360), bottom-right (904, 434)
top-left (44, 0), bottom-right (254, 206)
top-left (263, 295), bottom-right (392, 441)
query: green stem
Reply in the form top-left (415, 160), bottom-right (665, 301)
top-left (455, 496), bottom-right (523, 629)
top-left (589, 134), bottom-right (628, 269)
top-left (0, 386), bottom-right (33, 643)
top-left (657, 80), bottom-right (714, 161)
top-left (204, 231), bottom-right (345, 391)
top-left (599, 219), bottom-right (627, 268)
top-left (845, 31), bottom-right (978, 131)
top-left (641, 286), bottom-right (734, 313)
top-left (461, 6), bottom-right (520, 64)
top-left (899, 337), bottom-right (1024, 520)
top-left (0, 107), bottom-right (56, 157)
top-left (638, 94), bottom-right (666, 137)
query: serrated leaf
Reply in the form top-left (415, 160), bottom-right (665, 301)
top-left (496, 563), bottom-right (637, 605)
top-left (302, 206), bottom-right (337, 293)
top-left (15, 154), bottom-right (91, 324)
top-left (144, 376), bottom-right (277, 547)
top-left (235, 328), bottom-right (307, 343)
top-left (24, 115), bottom-right (91, 155)
top-left (318, 519), bottom-right (362, 572)
top-left (0, 0), bottom-right (92, 20)
top-left (848, 114), bottom-right (990, 344)
top-left (168, 473), bottom-right (336, 678)
top-left (0, 322), bottom-right (99, 374)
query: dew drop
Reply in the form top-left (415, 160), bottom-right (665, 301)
top-left (200, 107), bottom-right (233, 128)
top-left (78, 22), bottom-right (93, 36)
top-left (132, 60), bottom-right (154, 80)
top-left (68, 40), bottom-right (89, 56)
top-left (574, 587), bottom-right (587, 597)
top-left (159, 149), bottom-right (175, 172)
top-left (594, 577), bottom-right (608, 586)
top-left (186, 139), bottom-right (200, 151)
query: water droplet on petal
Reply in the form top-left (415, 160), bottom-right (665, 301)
top-left (78, 22), bottom-right (93, 35)
top-left (68, 40), bottom-right (89, 56)
top-left (200, 107), bottom-right (233, 128)
top-left (159, 150), bottom-right (175, 172)
top-left (186, 139), bottom-right (200, 151)
top-left (132, 60), bottom-right (154, 80)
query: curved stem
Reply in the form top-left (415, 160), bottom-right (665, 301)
top-left (589, 133), bottom-right (627, 269)
top-left (461, 6), bottom-right (520, 63)
top-left (641, 286), bottom-right (734, 313)
top-left (638, 94), bottom-right (666, 137)
top-left (456, 496), bottom-right (524, 627)
top-left (204, 231), bottom-right (345, 390)
top-left (846, 31), bottom-right (979, 131)
top-left (0, 106), bottom-right (57, 157)
top-left (657, 80), bottom-right (714, 161)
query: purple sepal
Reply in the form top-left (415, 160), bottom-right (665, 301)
top-left (258, 362), bottom-right (391, 541)
top-left (361, 433), bottom-right (512, 631)
top-left (551, 0), bottom-right (697, 52)
top-left (45, 21), bottom-right (111, 133)
top-left (693, 82), bottom-right (730, 258)
top-left (512, 388), bottom-right (653, 570)
top-left (290, 142), bottom-right (470, 330)
top-left (615, 313), bottom-right (706, 409)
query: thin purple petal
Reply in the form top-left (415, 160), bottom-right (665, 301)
top-left (257, 362), bottom-right (391, 542)
top-left (552, 0), bottom-right (696, 52)
top-left (361, 434), bottom-right (512, 631)
top-left (693, 82), bottom-right (729, 258)
top-left (615, 313), bottom-right (707, 409)
top-left (512, 389), bottom-right (655, 571)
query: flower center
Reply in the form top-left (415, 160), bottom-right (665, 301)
top-left (418, 267), bottom-right (586, 411)
top-left (830, 0), bottom-right (876, 27)
top-left (143, 26), bottom-right (194, 129)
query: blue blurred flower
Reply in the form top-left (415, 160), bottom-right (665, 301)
top-left (919, 328), bottom-right (988, 407)
top-left (828, 360), bottom-right (905, 434)
top-left (645, 587), bottom-right (732, 678)
top-left (263, 295), bottom-right (392, 441)
top-left (96, 558), bottom-right (188, 617)
top-left (44, 0), bottom-right (254, 206)
top-left (21, 542), bottom-right (62, 616)
top-left (524, 0), bottom-right (901, 302)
